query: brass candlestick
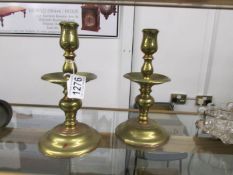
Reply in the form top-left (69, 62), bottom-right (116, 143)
top-left (115, 29), bottom-right (170, 148)
top-left (39, 22), bottom-right (101, 158)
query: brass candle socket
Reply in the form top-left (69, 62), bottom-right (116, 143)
top-left (39, 22), bottom-right (101, 158)
top-left (115, 29), bottom-right (170, 148)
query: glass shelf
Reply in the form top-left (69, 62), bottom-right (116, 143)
top-left (0, 106), bottom-right (233, 175)
top-left (2, 0), bottom-right (233, 9)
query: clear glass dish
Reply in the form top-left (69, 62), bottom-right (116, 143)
top-left (197, 103), bottom-right (233, 144)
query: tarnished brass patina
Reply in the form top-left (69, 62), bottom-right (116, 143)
top-left (116, 29), bottom-right (170, 148)
top-left (39, 22), bottom-right (101, 158)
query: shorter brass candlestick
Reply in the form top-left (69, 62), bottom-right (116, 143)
top-left (116, 29), bottom-right (170, 148)
top-left (39, 22), bottom-right (101, 158)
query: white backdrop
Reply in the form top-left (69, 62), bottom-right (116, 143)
top-left (0, 6), bottom-right (132, 108)
top-left (131, 7), bottom-right (233, 111)
top-left (0, 5), bottom-right (232, 111)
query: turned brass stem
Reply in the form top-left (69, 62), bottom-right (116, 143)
top-left (65, 112), bottom-right (77, 129)
top-left (136, 29), bottom-right (158, 124)
top-left (136, 84), bottom-right (154, 123)
top-left (59, 21), bottom-right (81, 128)
top-left (59, 96), bottom-right (81, 129)
top-left (63, 59), bottom-right (77, 74)
top-left (141, 55), bottom-right (153, 79)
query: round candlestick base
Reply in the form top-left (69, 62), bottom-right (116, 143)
top-left (39, 123), bottom-right (101, 158)
top-left (115, 118), bottom-right (169, 148)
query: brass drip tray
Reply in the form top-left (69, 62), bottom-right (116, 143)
top-left (42, 72), bottom-right (97, 85)
top-left (124, 72), bottom-right (170, 85)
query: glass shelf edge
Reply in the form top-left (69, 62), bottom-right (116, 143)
top-left (11, 103), bottom-right (199, 115)
top-left (2, 0), bottom-right (233, 10)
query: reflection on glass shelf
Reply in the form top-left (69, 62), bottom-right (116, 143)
top-left (0, 142), bottom-right (20, 170)
top-left (71, 148), bottom-right (126, 175)
top-left (0, 106), bottom-right (232, 175)
top-left (188, 153), bottom-right (233, 175)
top-left (130, 152), bottom-right (233, 175)
top-left (12, 106), bottom-right (191, 136)
top-left (11, 106), bottom-right (129, 133)
top-left (2, 0), bottom-right (233, 9)
top-left (129, 111), bottom-right (189, 136)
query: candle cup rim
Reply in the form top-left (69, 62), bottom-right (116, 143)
top-left (142, 28), bottom-right (159, 33)
top-left (60, 21), bottom-right (79, 27)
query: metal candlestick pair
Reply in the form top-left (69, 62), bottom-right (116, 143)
top-left (39, 22), bottom-right (170, 158)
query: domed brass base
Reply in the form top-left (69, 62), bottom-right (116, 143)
top-left (115, 118), bottom-right (169, 148)
top-left (39, 123), bottom-right (101, 158)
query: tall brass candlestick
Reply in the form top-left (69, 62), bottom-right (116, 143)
top-left (115, 29), bottom-right (170, 148)
top-left (39, 22), bottom-right (101, 158)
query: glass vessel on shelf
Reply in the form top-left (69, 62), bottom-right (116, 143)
top-left (197, 102), bottom-right (233, 144)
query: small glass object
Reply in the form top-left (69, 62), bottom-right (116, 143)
top-left (197, 102), bottom-right (233, 144)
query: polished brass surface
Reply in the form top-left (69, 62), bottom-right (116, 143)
top-left (124, 72), bottom-right (170, 85)
top-left (5, 125), bottom-right (233, 155)
top-left (39, 21), bottom-right (101, 158)
top-left (41, 72), bottom-right (97, 86)
top-left (60, 21), bottom-right (78, 74)
top-left (116, 28), bottom-right (170, 148)
top-left (116, 118), bottom-right (169, 148)
top-left (39, 123), bottom-right (101, 158)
